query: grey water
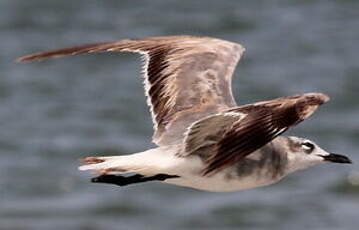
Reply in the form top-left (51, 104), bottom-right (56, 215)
top-left (1, 0), bottom-right (359, 229)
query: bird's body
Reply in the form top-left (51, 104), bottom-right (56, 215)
top-left (148, 140), bottom-right (287, 192)
top-left (78, 135), bottom-right (338, 192)
top-left (18, 35), bottom-right (351, 192)
top-left (81, 144), bottom-right (282, 192)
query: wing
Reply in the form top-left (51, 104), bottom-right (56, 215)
top-left (181, 93), bottom-right (330, 175)
top-left (17, 36), bottom-right (245, 146)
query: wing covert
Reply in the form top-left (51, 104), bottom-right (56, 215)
top-left (17, 36), bottom-right (245, 146)
top-left (181, 93), bottom-right (329, 175)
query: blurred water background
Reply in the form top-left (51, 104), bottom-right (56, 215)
top-left (1, 0), bottom-right (359, 229)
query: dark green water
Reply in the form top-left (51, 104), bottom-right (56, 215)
top-left (1, 0), bottom-right (359, 229)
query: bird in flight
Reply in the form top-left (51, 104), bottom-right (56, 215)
top-left (17, 35), bottom-right (352, 192)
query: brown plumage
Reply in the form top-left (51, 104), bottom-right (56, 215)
top-left (180, 93), bottom-right (329, 175)
top-left (17, 35), bottom-right (329, 176)
top-left (17, 36), bottom-right (244, 146)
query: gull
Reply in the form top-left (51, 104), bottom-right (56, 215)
top-left (17, 35), bottom-right (352, 192)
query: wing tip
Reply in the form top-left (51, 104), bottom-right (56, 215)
top-left (303, 92), bottom-right (330, 104)
top-left (295, 92), bottom-right (330, 120)
top-left (15, 41), bottom-right (115, 63)
top-left (16, 50), bottom-right (67, 63)
top-left (16, 55), bottom-right (37, 62)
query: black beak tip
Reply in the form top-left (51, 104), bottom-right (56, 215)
top-left (91, 177), bottom-right (99, 183)
top-left (341, 158), bottom-right (353, 164)
top-left (323, 153), bottom-right (352, 164)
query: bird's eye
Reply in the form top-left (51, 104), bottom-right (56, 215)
top-left (301, 141), bottom-right (315, 153)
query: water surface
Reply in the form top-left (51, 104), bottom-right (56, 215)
top-left (1, 0), bottom-right (359, 229)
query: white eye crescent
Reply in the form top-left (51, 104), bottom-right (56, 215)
top-left (301, 141), bottom-right (315, 153)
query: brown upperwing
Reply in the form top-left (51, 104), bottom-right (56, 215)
top-left (181, 93), bottom-right (329, 175)
top-left (17, 35), bottom-right (245, 146)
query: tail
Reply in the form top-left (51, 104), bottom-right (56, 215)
top-left (79, 156), bottom-right (131, 175)
top-left (78, 148), bottom-right (176, 176)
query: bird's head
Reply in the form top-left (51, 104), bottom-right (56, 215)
top-left (282, 136), bottom-right (352, 173)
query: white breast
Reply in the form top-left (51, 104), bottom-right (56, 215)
top-left (162, 155), bottom-right (282, 192)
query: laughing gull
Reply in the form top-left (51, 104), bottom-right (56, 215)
top-left (18, 35), bottom-right (352, 192)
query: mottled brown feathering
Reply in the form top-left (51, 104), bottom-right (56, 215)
top-left (18, 36), bottom-right (330, 177)
top-left (180, 93), bottom-right (329, 175)
top-left (17, 36), bottom-right (245, 146)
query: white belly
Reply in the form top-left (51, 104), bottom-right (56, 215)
top-left (162, 155), bottom-right (281, 192)
top-left (163, 173), bottom-right (278, 192)
top-left (119, 146), bottom-right (283, 192)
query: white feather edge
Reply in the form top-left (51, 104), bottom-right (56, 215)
top-left (178, 111), bottom-right (247, 156)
